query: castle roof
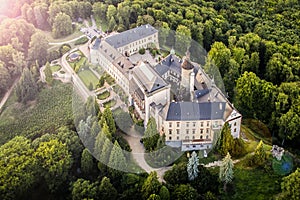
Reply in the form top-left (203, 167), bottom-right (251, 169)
top-left (165, 101), bottom-right (226, 121)
top-left (105, 24), bottom-right (157, 49)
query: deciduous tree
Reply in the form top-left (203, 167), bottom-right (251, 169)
top-left (0, 136), bottom-right (37, 200)
top-left (28, 31), bottom-right (49, 66)
top-left (52, 12), bottom-right (73, 39)
top-left (34, 139), bottom-right (72, 192)
top-left (281, 168), bottom-right (300, 200)
top-left (142, 171), bottom-right (161, 200)
top-left (71, 178), bottom-right (98, 200)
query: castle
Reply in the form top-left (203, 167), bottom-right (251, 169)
top-left (90, 24), bottom-right (242, 151)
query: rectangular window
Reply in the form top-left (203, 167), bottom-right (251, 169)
top-left (177, 122), bottom-right (180, 127)
top-left (206, 128), bottom-right (210, 134)
top-left (186, 129), bottom-right (189, 134)
top-left (200, 122), bottom-right (204, 127)
top-left (169, 136), bottom-right (172, 140)
top-left (234, 128), bottom-right (237, 132)
top-left (193, 122), bottom-right (196, 127)
top-left (177, 136), bottom-right (179, 140)
top-left (192, 129), bottom-right (195, 134)
top-left (176, 129), bottom-right (180, 134)
top-left (169, 122), bottom-right (172, 128)
top-left (200, 129), bottom-right (203, 134)
top-left (207, 121), bottom-right (210, 126)
top-left (186, 122), bottom-right (189, 127)
top-left (169, 130), bottom-right (172, 134)
top-left (234, 122), bottom-right (237, 126)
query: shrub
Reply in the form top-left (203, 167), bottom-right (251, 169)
top-left (59, 44), bottom-right (71, 55)
top-left (75, 37), bottom-right (89, 45)
top-left (139, 48), bottom-right (145, 54)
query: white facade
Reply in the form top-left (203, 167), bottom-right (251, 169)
top-left (117, 32), bottom-right (159, 56)
top-left (89, 25), bottom-right (242, 152)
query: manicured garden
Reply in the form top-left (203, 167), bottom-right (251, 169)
top-left (77, 69), bottom-right (99, 90)
top-left (97, 90), bottom-right (110, 100)
top-left (103, 99), bottom-right (116, 108)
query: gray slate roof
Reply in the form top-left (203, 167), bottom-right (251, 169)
top-left (105, 24), bottom-right (157, 48)
top-left (132, 62), bottom-right (168, 94)
top-left (166, 102), bottom-right (226, 121)
top-left (155, 54), bottom-right (182, 76)
top-left (92, 38), bottom-right (101, 50)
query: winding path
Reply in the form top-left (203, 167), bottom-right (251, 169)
top-left (48, 35), bottom-right (86, 46)
top-left (122, 127), bottom-right (171, 182)
top-left (0, 78), bottom-right (19, 112)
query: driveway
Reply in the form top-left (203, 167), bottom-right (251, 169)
top-left (121, 126), bottom-right (171, 182)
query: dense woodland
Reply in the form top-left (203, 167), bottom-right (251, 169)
top-left (0, 0), bottom-right (300, 199)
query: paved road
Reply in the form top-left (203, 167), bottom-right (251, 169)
top-left (60, 51), bottom-right (95, 100)
top-left (122, 127), bottom-right (171, 182)
top-left (49, 35), bottom-right (86, 46)
top-left (0, 78), bottom-right (19, 111)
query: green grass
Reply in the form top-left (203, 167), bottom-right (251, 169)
top-left (228, 164), bottom-right (282, 199)
top-left (44, 26), bottom-right (84, 43)
top-left (103, 73), bottom-right (115, 85)
top-left (67, 51), bottom-right (86, 70)
top-left (0, 81), bottom-right (74, 145)
top-left (50, 65), bottom-right (61, 73)
top-left (242, 119), bottom-right (272, 145)
top-left (103, 100), bottom-right (116, 108)
top-left (97, 91), bottom-right (110, 100)
top-left (74, 36), bottom-right (89, 45)
top-left (77, 69), bottom-right (99, 90)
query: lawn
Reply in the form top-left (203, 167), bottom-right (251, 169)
top-left (50, 65), bottom-right (61, 73)
top-left (77, 69), bottom-right (99, 90)
top-left (97, 91), bottom-right (110, 100)
top-left (103, 99), bottom-right (116, 108)
top-left (67, 51), bottom-right (86, 70)
top-left (103, 73), bottom-right (115, 85)
top-left (242, 119), bottom-right (272, 145)
top-left (228, 164), bottom-right (282, 199)
top-left (0, 81), bottom-right (74, 145)
top-left (44, 26), bottom-right (84, 43)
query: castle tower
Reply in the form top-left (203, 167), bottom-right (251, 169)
top-left (181, 49), bottom-right (194, 90)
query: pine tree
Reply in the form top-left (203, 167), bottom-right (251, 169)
top-left (101, 107), bottom-right (116, 135)
top-left (91, 121), bottom-right (100, 139)
top-left (44, 62), bottom-right (53, 85)
top-left (81, 148), bottom-right (93, 174)
top-left (159, 186), bottom-right (170, 200)
top-left (253, 140), bottom-right (267, 166)
top-left (93, 131), bottom-right (105, 159)
top-left (187, 151), bottom-right (199, 181)
top-left (217, 122), bottom-right (234, 156)
top-left (143, 118), bottom-right (160, 152)
top-left (99, 137), bottom-right (112, 164)
top-left (219, 152), bottom-right (234, 191)
top-left (99, 177), bottom-right (118, 200)
top-left (15, 67), bottom-right (38, 103)
top-left (108, 141), bottom-right (127, 175)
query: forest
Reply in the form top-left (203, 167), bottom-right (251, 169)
top-left (0, 0), bottom-right (299, 199)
